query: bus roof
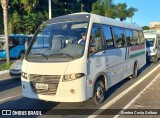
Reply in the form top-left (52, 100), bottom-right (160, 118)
top-left (144, 33), bottom-right (160, 38)
top-left (46, 12), bottom-right (142, 30)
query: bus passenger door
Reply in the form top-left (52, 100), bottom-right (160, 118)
top-left (87, 24), bottom-right (106, 99)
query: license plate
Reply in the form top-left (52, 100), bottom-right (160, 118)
top-left (36, 83), bottom-right (48, 90)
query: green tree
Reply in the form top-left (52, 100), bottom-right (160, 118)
top-left (142, 26), bottom-right (150, 30)
top-left (92, 0), bottom-right (106, 16)
top-left (115, 3), bottom-right (128, 21)
top-left (127, 7), bottom-right (138, 23)
top-left (0, 0), bottom-right (98, 35)
top-left (92, 0), bottom-right (138, 22)
top-left (8, 0), bottom-right (48, 34)
top-left (80, 0), bottom-right (97, 12)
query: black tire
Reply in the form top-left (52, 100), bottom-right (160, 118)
top-left (19, 51), bottom-right (25, 58)
top-left (132, 63), bottom-right (139, 79)
top-left (92, 80), bottom-right (105, 105)
top-left (153, 55), bottom-right (158, 64)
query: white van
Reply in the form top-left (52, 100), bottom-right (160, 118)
top-left (144, 32), bottom-right (160, 63)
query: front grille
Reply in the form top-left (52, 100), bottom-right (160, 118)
top-left (29, 74), bottom-right (61, 95)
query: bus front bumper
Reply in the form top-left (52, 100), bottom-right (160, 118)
top-left (21, 76), bottom-right (87, 102)
top-left (146, 51), bottom-right (157, 62)
top-left (146, 55), bottom-right (157, 62)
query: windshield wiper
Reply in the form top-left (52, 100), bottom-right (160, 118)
top-left (31, 53), bottom-right (48, 60)
top-left (48, 53), bottom-right (74, 59)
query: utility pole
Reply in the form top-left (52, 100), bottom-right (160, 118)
top-left (1, 0), bottom-right (10, 64)
top-left (49, 0), bottom-right (52, 19)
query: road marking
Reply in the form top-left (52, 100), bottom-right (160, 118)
top-left (0, 94), bottom-right (22, 102)
top-left (114, 73), bottom-right (160, 118)
top-left (87, 64), bottom-right (160, 118)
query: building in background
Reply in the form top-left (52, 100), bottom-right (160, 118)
top-left (150, 22), bottom-right (160, 34)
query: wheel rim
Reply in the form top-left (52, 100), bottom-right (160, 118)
top-left (96, 86), bottom-right (104, 101)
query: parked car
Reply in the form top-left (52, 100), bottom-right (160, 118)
top-left (9, 59), bottom-right (23, 78)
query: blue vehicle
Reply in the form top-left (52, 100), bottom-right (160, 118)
top-left (0, 34), bottom-right (33, 58)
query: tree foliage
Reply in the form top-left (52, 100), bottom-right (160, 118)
top-left (142, 26), bottom-right (150, 30)
top-left (0, 0), bottom-right (96, 34)
top-left (92, 0), bottom-right (138, 21)
top-left (0, 0), bottom-right (138, 34)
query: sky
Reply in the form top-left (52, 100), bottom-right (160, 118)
top-left (114, 0), bottom-right (160, 27)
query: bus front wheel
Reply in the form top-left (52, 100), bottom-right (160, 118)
top-left (132, 63), bottom-right (139, 79)
top-left (92, 80), bottom-right (105, 105)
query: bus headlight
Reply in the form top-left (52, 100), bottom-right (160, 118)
top-left (63, 73), bottom-right (85, 81)
top-left (21, 72), bottom-right (28, 79)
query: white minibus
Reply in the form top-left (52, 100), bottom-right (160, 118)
top-left (21, 13), bottom-right (146, 105)
top-left (144, 31), bottom-right (160, 63)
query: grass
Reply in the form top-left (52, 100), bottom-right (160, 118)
top-left (0, 62), bottom-right (13, 71)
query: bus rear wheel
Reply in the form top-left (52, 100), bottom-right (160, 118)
top-left (92, 80), bottom-right (105, 105)
top-left (132, 63), bottom-right (139, 79)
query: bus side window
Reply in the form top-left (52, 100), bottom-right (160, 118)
top-left (102, 25), bottom-right (114, 48)
top-left (133, 30), bottom-right (140, 45)
top-left (113, 27), bottom-right (126, 47)
top-left (125, 29), bottom-right (134, 46)
top-left (89, 24), bottom-right (103, 54)
top-left (18, 37), bottom-right (24, 45)
top-left (139, 31), bottom-right (145, 45)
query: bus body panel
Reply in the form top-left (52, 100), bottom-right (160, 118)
top-left (10, 45), bottom-right (25, 58)
top-left (0, 45), bottom-right (25, 58)
top-left (0, 50), bottom-right (6, 58)
top-left (87, 51), bottom-right (107, 99)
top-left (97, 45), bottom-right (146, 89)
top-left (21, 57), bottom-right (87, 102)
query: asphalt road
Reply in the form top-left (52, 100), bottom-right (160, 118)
top-left (0, 62), bottom-right (160, 118)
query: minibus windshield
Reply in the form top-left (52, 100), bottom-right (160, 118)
top-left (25, 20), bottom-right (89, 62)
top-left (146, 38), bottom-right (155, 47)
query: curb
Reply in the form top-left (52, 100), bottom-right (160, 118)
top-left (0, 70), bottom-right (9, 75)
